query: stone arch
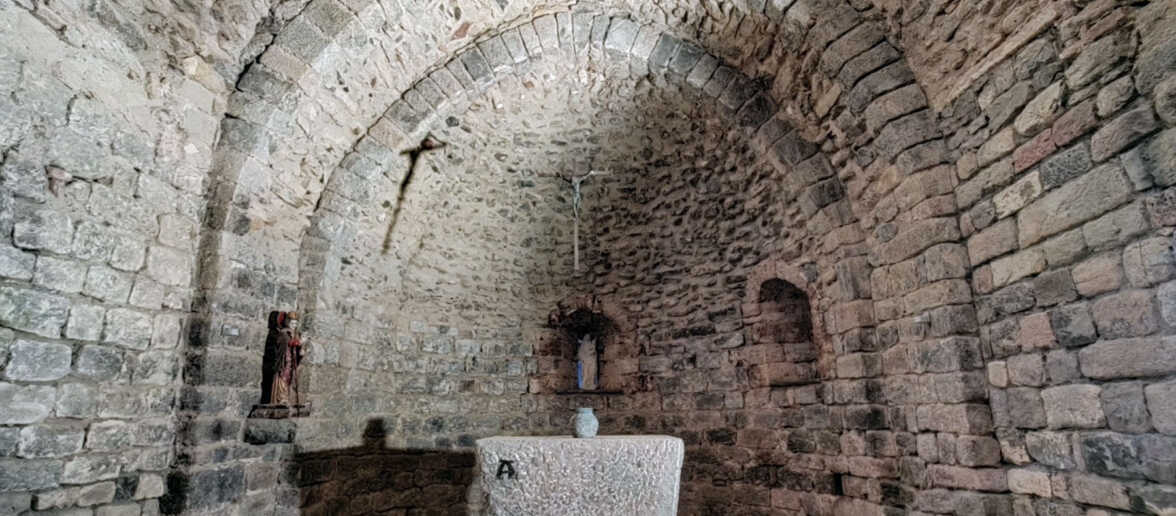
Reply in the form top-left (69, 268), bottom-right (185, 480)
top-left (180, 1), bottom-right (984, 514)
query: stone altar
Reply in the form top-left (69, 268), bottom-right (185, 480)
top-left (475, 435), bottom-right (683, 516)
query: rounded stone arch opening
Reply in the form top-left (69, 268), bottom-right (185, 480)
top-left (535, 294), bottom-right (639, 394)
top-left (179, 0), bottom-right (979, 512)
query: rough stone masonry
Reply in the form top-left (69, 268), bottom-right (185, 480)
top-left (0, 0), bottom-right (1175, 514)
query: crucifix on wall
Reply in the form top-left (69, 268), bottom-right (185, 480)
top-left (567, 169), bottom-right (607, 273)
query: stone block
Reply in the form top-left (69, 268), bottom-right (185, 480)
top-left (1099, 381), bottom-right (1151, 433)
top-left (864, 84), bottom-right (926, 134)
top-left (243, 419), bottom-right (296, 444)
top-left (1032, 269), bottom-right (1077, 307)
top-left (991, 248), bottom-right (1045, 288)
top-left (1040, 228), bottom-right (1086, 267)
top-left (1068, 473), bottom-right (1131, 510)
top-left (1044, 349), bottom-right (1079, 384)
top-left (77, 481), bottom-right (117, 506)
top-left (1008, 353), bottom-right (1045, 386)
top-left (65, 304), bottom-right (104, 342)
top-left (1092, 289), bottom-right (1158, 339)
top-left (1026, 430), bottom-right (1075, 469)
top-left (132, 350), bottom-right (177, 385)
top-left (1097, 75), bottom-right (1135, 118)
top-left (476, 37), bottom-right (513, 73)
top-left (1121, 144), bottom-right (1156, 191)
top-left (1013, 128), bottom-right (1056, 172)
top-left (5, 339), bottom-right (71, 381)
top-left (978, 127), bottom-right (1015, 168)
top-left (0, 458), bottom-right (62, 491)
top-left (988, 81), bottom-right (1032, 129)
top-left (926, 465), bottom-right (1006, 492)
top-left (1091, 105), bottom-right (1159, 162)
top-left (1008, 468), bottom-right (1051, 496)
top-left (1041, 384), bottom-right (1105, 429)
top-left (76, 345), bottom-right (123, 380)
top-left (1052, 99), bottom-right (1097, 147)
top-left (956, 436), bottom-right (1001, 466)
top-left (145, 246), bottom-right (191, 287)
top-left (13, 208), bottom-right (73, 254)
top-left (1066, 34), bottom-right (1128, 89)
top-left (1123, 236), bottom-right (1176, 287)
top-left (1140, 128), bottom-right (1176, 186)
top-left (62, 454), bottom-right (119, 484)
top-left (1082, 202), bottom-right (1148, 251)
top-left (33, 256), bottom-right (86, 294)
top-left (1156, 74), bottom-right (1176, 125)
top-left (104, 308), bottom-right (153, 350)
top-left (1039, 143), bottom-right (1092, 190)
top-left (0, 382), bottom-right (55, 424)
top-left (0, 286), bottom-right (69, 338)
top-left (56, 383), bottom-right (98, 418)
top-left (0, 493), bottom-right (30, 513)
top-left (0, 245), bottom-right (34, 281)
top-left (1016, 82), bottom-right (1063, 136)
top-left (1145, 379), bottom-right (1176, 434)
top-left (136, 473), bottom-right (165, 499)
top-left (1007, 387), bottom-right (1047, 429)
top-left (1018, 163), bottom-right (1132, 246)
top-left (604, 18), bottom-right (638, 55)
top-left (18, 424), bottom-right (84, 458)
top-left (83, 266), bottom-right (133, 303)
top-left (988, 361), bottom-right (1008, 387)
top-left (1081, 335), bottom-right (1176, 379)
top-left (1072, 253), bottom-right (1122, 297)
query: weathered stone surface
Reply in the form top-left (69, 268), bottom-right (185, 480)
top-left (1017, 163), bottom-right (1132, 246)
top-left (0, 459), bottom-right (62, 491)
top-left (1091, 105), bottom-right (1159, 162)
top-left (1097, 76), bottom-right (1135, 118)
top-left (76, 345), bottom-right (123, 380)
top-left (1140, 128), bottom-right (1176, 186)
top-left (18, 425), bottom-right (85, 458)
top-left (478, 436), bottom-right (683, 515)
top-left (4, 340), bottom-right (71, 381)
top-left (1145, 380), bottom-right (1176, 435)
top-left (1091, 289), bottom-right (1158, 339)
top-left (1080, 336), bottom-right (1176, 379)
top-left (1041, 384), bottom-right (1104, 429)
top-left (0, 287), bottom-right (69, 338)
top-left (1038, 143), bottom-right (1092, 190)
top-left (1015, 82), bottom-right (1062, 135)
top-left (1102, 382), bottom-right (1152, 433)
top-left (0, 382), bottom-right (55, 425)
top-left (1156, 74), bottom-right (1176, 125)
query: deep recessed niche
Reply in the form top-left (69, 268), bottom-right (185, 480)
top-left (747, 278), bottom-right (818, 387)
top-left (535, 299), bottom-right (627, 395)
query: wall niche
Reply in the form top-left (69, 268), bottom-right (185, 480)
top-left (533, 296), bottom-right (636, 394)
top-left (745, 277), bottom-right (820, 387)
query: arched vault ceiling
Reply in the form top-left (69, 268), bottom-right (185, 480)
top-left (386, 45), bottom-right (775, 322)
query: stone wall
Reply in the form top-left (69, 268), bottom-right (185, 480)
top-left (2, 0), bottom-right (1175, 514)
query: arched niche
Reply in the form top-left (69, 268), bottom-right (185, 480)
top-left (533, 295), bottom-right (637, 395)
top-left (743, 260), bottom-right (827, 387)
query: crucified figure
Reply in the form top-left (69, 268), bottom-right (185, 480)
top-left (382, 134), bottom-right (447, 254)
top-left (566, 169), bottom-right (607, 272)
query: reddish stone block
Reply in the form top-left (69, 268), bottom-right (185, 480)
top-left (1052, 99), bottom-right (1098, 147)
top-left (1014, 129), bottom-right (1057, 173)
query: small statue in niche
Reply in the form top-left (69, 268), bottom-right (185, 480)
top-left (269, 311), bottom-right (304, 407)
top-left (250, 311), bottom-right (310, 419)
top-left (576, 334), bottom-right (598, 391)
